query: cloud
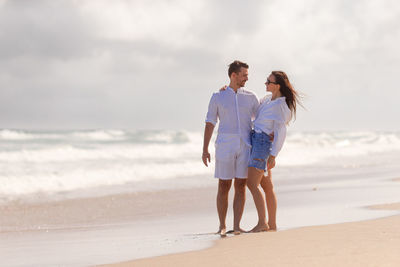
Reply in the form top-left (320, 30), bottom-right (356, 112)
top-left (0, 0), bottom-right (399, 130)
top-left (0, 0), bottom-right (96, 61)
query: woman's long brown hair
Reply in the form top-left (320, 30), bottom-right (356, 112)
top-left (272, 71), bottom-right (302, 122)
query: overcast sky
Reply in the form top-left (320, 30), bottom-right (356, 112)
top-left (1, 0), bottom-right (399, 131)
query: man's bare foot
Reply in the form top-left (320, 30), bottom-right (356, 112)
top-left (217, 228), bottom-right (227, 237)
top-left (233, 228), bottom-right (246, 235)
top-left (249, 224), bottom-right (269, 233)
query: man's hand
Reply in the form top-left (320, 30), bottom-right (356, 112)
top-left (267, 156), bottom-right (276, 170)
top-left (269, 132), bottom-right (274, 142)
top-left (219, 85), bottom-right (228, 91)
top-left (202, 122), bottom-right (215, 167)
top-left (202, 151), bottom-right (211, 166)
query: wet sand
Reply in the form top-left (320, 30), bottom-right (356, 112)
top-left (0, 187), bottom-right (217, 232)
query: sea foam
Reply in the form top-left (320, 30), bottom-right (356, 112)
top-left (1, 129), bottom-right (400, 201)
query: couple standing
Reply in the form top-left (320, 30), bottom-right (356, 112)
top-left (202, 60), bottom-right (300, 235)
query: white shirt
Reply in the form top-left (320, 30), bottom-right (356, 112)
top-left (254, 94), bottom-right (291, 156)
top-left (206, 87), bottom-right (259, 146)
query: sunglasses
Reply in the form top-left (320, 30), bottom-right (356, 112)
top-left (265, 79), bottom-right (278, 85)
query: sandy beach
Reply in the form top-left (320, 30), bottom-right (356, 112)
top-left (1, 178), bottom-right (399, 266)
top-left (105, 202), bottom-right (400, 267)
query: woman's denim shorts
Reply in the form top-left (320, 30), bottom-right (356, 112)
top-left (248, 130), bottom-right (272, 171)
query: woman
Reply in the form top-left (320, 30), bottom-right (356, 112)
top-left (248, 71), bottom-right (301, 232)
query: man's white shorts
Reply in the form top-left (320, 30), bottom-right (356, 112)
top-left (214, 136), bottom-right (250, 180)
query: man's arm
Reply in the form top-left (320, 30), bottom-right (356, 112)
top-left (202, 122), bottom-right (215, 166)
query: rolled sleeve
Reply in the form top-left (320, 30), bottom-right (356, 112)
top-left (205, 93), bottom-right (218, 125)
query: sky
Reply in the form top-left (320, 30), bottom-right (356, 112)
top-left (1, 0), bottom-right (399, 131)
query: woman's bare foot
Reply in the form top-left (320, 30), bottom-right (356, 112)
top-left (249, 223), bottom-right (269, 233)
top-left (217, 228), bottom-right (227, 237)
top-left (267, 223), bottom-right (277, 231)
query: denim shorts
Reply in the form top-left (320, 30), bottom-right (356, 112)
top-left (248, 130), bottom-right (272, 171)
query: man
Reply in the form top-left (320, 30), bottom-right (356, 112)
top-left (202, 60), bottom-right (259, 236)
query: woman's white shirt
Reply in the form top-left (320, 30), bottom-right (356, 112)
top-left (253, 94), bottom-right (291, 156)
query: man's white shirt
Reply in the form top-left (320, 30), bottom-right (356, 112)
top-left (205, 87), bottom-right (259, 146)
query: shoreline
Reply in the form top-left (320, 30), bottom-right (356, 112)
top-left (104, 202), bottom-right (400, 267)
top-left (2, 183), bottom-right (399, 234)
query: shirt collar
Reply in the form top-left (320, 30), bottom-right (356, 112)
top-left (227, 86), bottom-right (244, 94)
top-left (274, 96), bottom-right (286, 101)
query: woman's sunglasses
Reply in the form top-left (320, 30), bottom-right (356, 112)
top-left (265, 79), bottom-right (278, 85)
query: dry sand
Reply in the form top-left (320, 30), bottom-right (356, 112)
top-left (104, 203), bottom-right (400, 267)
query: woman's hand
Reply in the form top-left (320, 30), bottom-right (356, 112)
top-left (267, 156), bottom-right (276, 170)
top-left (219, 85), bottom-right (228, 91)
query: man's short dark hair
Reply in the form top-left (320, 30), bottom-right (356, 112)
top-left (228, 60), bottom-right (249, 77)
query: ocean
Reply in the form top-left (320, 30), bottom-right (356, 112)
top-left (1, 129), bottom-right (400, 203)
